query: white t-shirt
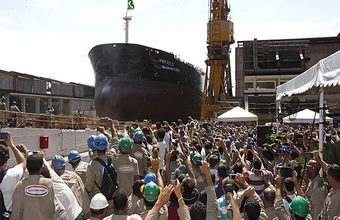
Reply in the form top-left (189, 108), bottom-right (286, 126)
top-left (157, 140), bottom-right (167, 170)
top-left (50, 168), bottom-right (82, 220)
top-left (163, 133), bottom-right (171, 152)
top-left (0, 165), bottom-right (24, 211)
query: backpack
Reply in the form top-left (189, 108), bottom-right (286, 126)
top-left (0, 170), bottom-right (10, 220)
top-left (94, 157), bottom-right (119, 200)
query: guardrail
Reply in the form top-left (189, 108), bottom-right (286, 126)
top-left (0, 110), bottom-right (140, 130)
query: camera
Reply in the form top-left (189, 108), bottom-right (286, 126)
top-left (0, 132), bottom-right (8, 141)
top-left (196, 161), bottom-right (202, 166)
top-left (247, 145), bottom-right (252, 149)
top-left (229, 174), bottom-right (236, 179)
top-left (255, 169), bottom-right (262, 175)
top-left (304, 152), bottom-right (313, 159)
top-left (172, 150), bottom-right (179, 156)
top-left (100, 117), bottom-right (106, 122)
top-left (280, 167), bottom-right (293, 177)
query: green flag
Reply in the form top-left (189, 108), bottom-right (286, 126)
top-left (128, 0), bottom-right (134, 10)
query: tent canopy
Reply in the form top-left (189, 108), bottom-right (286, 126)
top-left (276, 50), bottom-right (340, 101)
top-left (217, 106), bottom-right (258, 122)
top-left (283, 109), bottom-right (333, 124)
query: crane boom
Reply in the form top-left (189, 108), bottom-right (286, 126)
top-left (201, 0), bottom-right (234, 119)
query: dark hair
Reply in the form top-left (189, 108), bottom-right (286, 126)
top-left (195, 144), bottom-right (202, 153)
top-left (218, 164), bottom-right (228, 179)
top-left (262, 149), bottom-right (269, 158)
top-left (69, 157), bottom-right (81, 167)
top-left (244, 197), bottom-right (261, 220)
top-left (182, 177), bottom-right (195, 193)
top-left (158, 129), bottom-right (166, 139)
top-left (233, 162), bottom-right (243, 174)
top-left (328, 164), bottom-right (340, 182)
top-left (263, 187), bottom-right (275, 203)
top-left (208, 154), bottom-right (219, 168)
top-left (0, 145), bottom-right (9, 167)
top-left (27, 154), bottom-right (43, 174)
top-left (146, 135), bottom-right (152, 144)
top-left (112, 188), bottom-right (128, 211)
top-left (169, 191), bottom-right (178, 203)
top-left (143, 197), bottom-right (157, 208)
top-left (290, 150), bottom-right (299, 160)
top-left (253, 158), bottom-right (262, 170)
top-left (132, 180), bottom-right (144, 194)
top-left (142, 127), bottom-right (150, 135)
top-left (91, 209), bottom-right (105, 216)
top-left (218, 146), bottom-right (223, 154)
top-left (210, 173), bottom-right (216, 185)
top-left (190, 201), bottom-right (206, 220)
top-left (156, 122), bottom-right (162, 129)
top-left (284, 178), bottom-right (295, 192)
top-left (177, 174), bottom-right (186, 183)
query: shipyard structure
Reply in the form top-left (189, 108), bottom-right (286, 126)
top-left (235, 35), bottom-right (340, 125)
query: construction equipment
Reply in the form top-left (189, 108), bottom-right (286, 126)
top-left (201, 0), bottom-right (235, 119)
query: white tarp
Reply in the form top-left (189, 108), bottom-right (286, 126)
top-left (276, 50), bottom-right (340, 101)
top-left (217, 106), bottom-right (258, 122)
top-left (283, 109), bottom-right (333, 124)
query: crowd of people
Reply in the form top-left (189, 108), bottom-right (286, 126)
top-left (0, 116), bottom-right (339, 220)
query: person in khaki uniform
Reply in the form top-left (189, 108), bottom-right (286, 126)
top-left (112, 137), bottom-right (140, 195)
top-left (52, 155), bottom-right (91, 219)
top-left (130, 131), bottom-right (150, 178)
top-left (68, 150), bottom-right (88, 185)
top-left (11, 154), bottom-right (56, 220)
top-left (313, 151), bottom-right (340, 220)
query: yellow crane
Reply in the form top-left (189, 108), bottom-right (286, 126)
top-left (201, 0), bottom-right (234, 119)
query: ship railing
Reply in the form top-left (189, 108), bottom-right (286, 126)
top-left (0, 110), bottom-right (147, 131)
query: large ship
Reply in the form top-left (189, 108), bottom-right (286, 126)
top-left (88, 43), bottom-right (204, 122)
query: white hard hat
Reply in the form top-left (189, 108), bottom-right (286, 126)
top-left (90, 193), bottom-right (109, 210)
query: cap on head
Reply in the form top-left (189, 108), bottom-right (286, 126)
top-left (289, 196), bottom-right (310, 217)
top-left (225, 139), bottom-right (231, 147)
top-left (235, 141), bottom-right (241, 147)
top-left (1, 96), bottom-right (5, 101)
top-left (87, 135), bottom-right (97, 150)
top-left (68, 150), bottom-right (80, 162)
top-left (94, 134), bottom-right (108, 150)
top-left (90, 193), bottom-right (109, 210)
top-left (51, 155), bottom-right (66, 171)
top-left (119, 137), bottom-right (132, 153)
top-left (133, 131), bottom-right (144, 142)
top-left (141, 181), bottom-right (161, 201)
top-left (192, 153), bottom-right (202, 164)
top-left (143, 173), bottom-right (157, 184)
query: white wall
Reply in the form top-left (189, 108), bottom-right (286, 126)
top-left (1, 128), bottom-right (99, 167)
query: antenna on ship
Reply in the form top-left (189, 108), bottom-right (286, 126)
top-left (124, 0), bottom-right (134, 43)
top-left (123, 12), bottom-right (132, 43)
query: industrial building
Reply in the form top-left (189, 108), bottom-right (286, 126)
top-left (235, 35), bottom-right (340, 125)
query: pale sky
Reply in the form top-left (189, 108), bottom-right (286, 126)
top-left (1, 0), bottom-right (339, 92)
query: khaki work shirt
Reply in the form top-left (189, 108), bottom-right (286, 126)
top-left (73, 160), bottom-right (88, 186)
top-left (130, 142), bottom-right (149, 177)
top-left (319, 188), bottom-right (340, 220)
top-left (274, 195), bottom-right (312, 220)
top-left (305, 175), bottom-right (328, 220)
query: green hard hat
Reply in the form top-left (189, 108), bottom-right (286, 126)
top-left (190, 151), bottom-right (195, 159)
top-left (119, 137), bottom-right (132, 153)
top-left (192, 153), bottom-right (202, 164)
top-left (289, 196), bottom-right (310, 217)
top-left (142, 181), bottom-right (160, 201)
top-left (221, 160), bottom-right (226, 165)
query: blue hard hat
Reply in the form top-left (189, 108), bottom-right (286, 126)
top-left (143, 173), bottom-right (157, 184)
top-left (225, 139), bottom-right (231, 147)
top-left (133, 131), bottom-right (144, 142)
top-left (94, 134), bottom-right (108, 150)
top-left (68, 150), bottom-right (80, 162)
top-left (87, 135), bottom-right (96, 150)
top-left (282, 145), bottom-right (292, 152)
top-left (51, 155), bottom-right (66, 168)
top-left (177, 164), bottom-right (187, 174)
top-left (228, 136), bottom-right (233, 141)
top-left (235, 141), bottom-right (241, 147)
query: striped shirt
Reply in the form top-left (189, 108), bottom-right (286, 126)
top-left (248, 171), bottom-right (265, 197)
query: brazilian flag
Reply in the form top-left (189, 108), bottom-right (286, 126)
top-left (128, 0), bottom-right (134, 10)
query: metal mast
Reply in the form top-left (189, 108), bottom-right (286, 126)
top-left (123, 11), bottom-right (132, 43)
top-left (201, 0), bottom-right (234, 119)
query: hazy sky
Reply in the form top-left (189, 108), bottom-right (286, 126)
top-left (0, 0), bottom-right (339, 89)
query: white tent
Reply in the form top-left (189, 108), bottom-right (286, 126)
top-left (217, 106), bottom-right (258, 123)
top-left (283, 109), bottom-right (333, 124)
top-left (276, 49), bottom-right (340, 162)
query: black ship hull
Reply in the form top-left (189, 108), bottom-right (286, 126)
top-left (88, 43), bottom-right (204, 122)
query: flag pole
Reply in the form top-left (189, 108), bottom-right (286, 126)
top-left (123, 11), bottom-right (132, 43)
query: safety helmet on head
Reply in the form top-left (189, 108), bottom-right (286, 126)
top-left (142, 173), bottom-right (157, 184)
top-left (90, 193), bottom-right (109, 210)
top-left (68, 150), bottom-right (81, 162)
top-left (94, 134), bottom-right (108, 150)
top-left (133, 131), bottom-right (144, 142)
top-left (228, 136), bottom-right (233, 141)
top-left (87, 135), bottom-right (96, 150)
top-left (12, 101), bottom-right (16, 104)
top-left (51, 155), bottom-right (66, 168)
top-left (235, 141), bottom-right (241, 147)
top-left (119, 137), bottom-right (132, 153)
top-left (192, 153), bottom-right (202, 164)
top-left (289, 196), bottom-right (310, 217)
top-left (225, 139), bottom-right (231, 147)
top-left (1, 96), bottom-right (5, 101)
top-left (141, 181), bottom-right (161, 201)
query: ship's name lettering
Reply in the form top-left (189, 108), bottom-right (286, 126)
top-left (158, 59), bottom-right (174, 67)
